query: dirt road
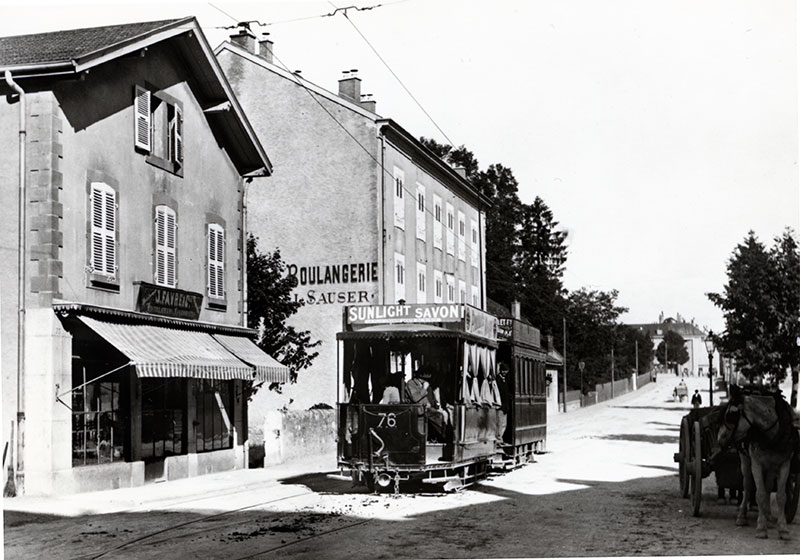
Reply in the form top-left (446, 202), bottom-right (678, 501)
top-left (4, 375), bottom-right (798, 558)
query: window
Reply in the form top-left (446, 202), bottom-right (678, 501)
top-left (196, 380), bottom-right (233, 453)
top-left (434, 270), bottom-right (443, 303)
top-left (72, 361), bottom-right (125, 467)
top-left (141, 378), bottom-right (185, 459)
top-left (394, 252), bottom-right (405, 302)
top-left (471, 219), bottom-right (479, 267)
top-left (446, 274), bottom-right (455, 303)
top-left (445, 202), bottom-right (455, 256)
top-left (457, 211), bottom-right (466, 261)
top-left (89, 182), bottom-right (117, 280)
top-left (417, 262), bottom-right (426, 302)
top-left (207, 224), bottom-right (225, 300)
top-left (416, 183), bottom-right (426, 241)
top-left (393, 167), bottom-right (405, 229)
top-left (135, 85), bottom-right (183, 174)
top-left (433, 194), bottom-right (443, 250)
top-left (155, 205), bottom-right (177, 287)
top-left (459, 279), bottom-right (466, 304)
top-left (472, 285), bottom-right (480, 307)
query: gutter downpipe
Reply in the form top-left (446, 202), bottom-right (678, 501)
top-left (5, 70), bottom-right (26, 495)
top-left (377, 131), bottom-right (385, 305)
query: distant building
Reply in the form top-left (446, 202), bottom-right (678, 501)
top-left (0, 18), bottom-right (288, 495)
top-left (629, 312), bottom-right (716, 376)
top-left (215, 30), bottom-right (491, 419)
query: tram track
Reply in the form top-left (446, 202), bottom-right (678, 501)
top-left (80, 489), bottom-right (315, 560)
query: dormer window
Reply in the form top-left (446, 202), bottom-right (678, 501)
top-left (135, 85), bottom-right (183, 176)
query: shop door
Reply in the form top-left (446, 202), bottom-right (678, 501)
top-left (141, 378), bottom-right (187, 480)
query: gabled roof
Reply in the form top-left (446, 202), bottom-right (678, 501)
top-left (0, 19), bottom-right (183, 68)
top-left (630, 321), bottom-right (707, 338)
top-left (0, 18), bottom-right (271, 177)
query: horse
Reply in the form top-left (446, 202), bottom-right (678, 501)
top-left (717, 385), bottom-right (799, 539)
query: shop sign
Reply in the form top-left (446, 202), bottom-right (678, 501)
top-left (288, 261), bottom-right (378, 306)
top-left (135, 282), bottom-right (203, 320)
top-left (498, 318), bottom-right (513, 340)
top-left (347, 303), bottom-right (463, 325)
top-left (464, 306), bottom-right (499, 339)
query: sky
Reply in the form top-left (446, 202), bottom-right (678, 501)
top-left (1, 0), bottom-right (797, 333)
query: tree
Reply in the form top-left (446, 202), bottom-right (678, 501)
top-left (771, 229), bottom-right (800, 405)
top-left (654, 330), bottom-right (690, 374)
top-left (517, 196), bottom-right (569, 340)
top-left (247, 235), bottom-right (320, 389)
top-left (708, 231), bottom-right (784, 384)
top-left (563, 288), bottom-right (628, 390)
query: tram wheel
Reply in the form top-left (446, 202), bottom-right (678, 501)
top-left (364, 472), bottom-right (375, 493)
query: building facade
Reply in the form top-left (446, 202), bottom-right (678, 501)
top-left (631, 313), bottom-right (717, 376)
top-left (215, 31), bottom-right (490, 419)
top-left (0, 18), bottom-right (287, 496)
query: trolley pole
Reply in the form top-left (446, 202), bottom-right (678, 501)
top-left (562, 317), bottom-right (567, 413)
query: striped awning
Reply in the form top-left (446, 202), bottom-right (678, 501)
top-left (77, 316), bottom-right (287, 382)
top-left (213, 334), bottom-right (290, 383)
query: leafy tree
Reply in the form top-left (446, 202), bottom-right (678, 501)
top-left (563, 288), bottom-right (628, 390)
top-left (771, 229), bottom-right (800, 405)
top-left (247, 235), bottom-right (320, 390)
top-left (654, 330), bottom-right (690, 374)
top-left (708, 231), bottom-right (784, 384)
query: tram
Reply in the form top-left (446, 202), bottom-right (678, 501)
top-left (495, 313), bottom-right (548, 468)
top-left (337, 303), bottom-right (502, 492)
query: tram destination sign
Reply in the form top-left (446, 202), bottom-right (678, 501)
top-left (347, 303), bottom-right (463, 325)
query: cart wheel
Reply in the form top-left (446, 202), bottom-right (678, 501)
top-left (679, 417), bottom-right (690, 498)
top-left (786, 472), bottom-right (799, 524)
top-left (691, 421), bottom-right (703, 516)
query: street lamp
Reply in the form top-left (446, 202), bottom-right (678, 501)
top-left (579, 361), bottom-right (585, 405)
top-left (704, 331), bottom-right (715, 406)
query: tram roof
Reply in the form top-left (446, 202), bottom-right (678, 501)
top-left (336, 323), bottom-right (498, 347)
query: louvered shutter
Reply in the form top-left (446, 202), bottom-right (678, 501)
top-left (90, 183), bottom-right (116, 278)
top-left (134, 86), bottom-right (151, 151)
top-left (169, 104), bottom-right (183, 165)
top-left (208, 224), bottom-right (225, 299)
top-left (155, 206), bottom-right (177, 287)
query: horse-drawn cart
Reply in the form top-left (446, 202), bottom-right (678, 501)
top-left (673, 404), bottom-right (800, 521)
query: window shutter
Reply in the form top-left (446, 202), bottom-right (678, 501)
top-left (134, 86), bottom-right (151, 151)
top-left (208, 224), bottom-right (225, 299)
top-left (155, 206), bottom-right (177, 287)
top-left (169, 104), bottom-right (183, 165)
top-left (89, 183), bottom-right (116, 278)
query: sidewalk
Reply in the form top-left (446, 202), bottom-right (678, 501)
top-left (2, 453), bottom-right (336, 518)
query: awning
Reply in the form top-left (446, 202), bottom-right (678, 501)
top-left (213, 334), bottom-right (290, 383)
top-left (77, 316), bottom-right (288, 382)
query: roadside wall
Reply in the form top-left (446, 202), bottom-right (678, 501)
top-left (259, 409), bottom-right (337, 467)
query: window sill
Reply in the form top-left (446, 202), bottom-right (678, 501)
top-left (146, 154), bottom-right (183, 177)
top-left (207, 300), bottom-right (227, 312)
top-left (87, 274), bottom-right (120, 293)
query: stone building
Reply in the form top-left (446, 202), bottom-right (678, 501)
top-left (215, 29), bottom-right (491, 421)
top-left (0, 18), bottom-right (288, 495)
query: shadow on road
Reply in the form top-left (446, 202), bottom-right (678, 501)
top-left (614, 405), bottom-right (694, 411)
top-left (594, 433), bottom-right (679, 445)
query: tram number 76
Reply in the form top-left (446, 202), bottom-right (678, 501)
top-left (376, 412), bottom-right (397, 428)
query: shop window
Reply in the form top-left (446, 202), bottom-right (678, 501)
top-left (154, 205), bottom-right (177, 287)
top-left (135, 85), bottom-right (183, 175)
top-left (207, 224), bottom-right (225, 301)
top-left (72, 363), bottom-right (125, 467)
top-left (141, 378), bottom-right (186, 459)
top-left (196, 380), bottom-right (233, 452)
top-left (87, 182), bottom-right (119, 289)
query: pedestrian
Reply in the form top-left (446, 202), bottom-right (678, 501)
top-left (691, 389), bottom-right (702, 408)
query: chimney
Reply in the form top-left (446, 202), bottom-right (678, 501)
top-left (546, 335), bottom-right (554, 352)
top-left (360, 93), bottom-right (377, 113)
top-left (258, 34), bottom-right (274, 63)
top-left (231, 27), bottom-right (257, 54)
top-left (338, 69), bottom-right (361, 103)
top-left (511, 300), bottom-right (521, 320)
top-left (454, 167), bottom-right (467, 178)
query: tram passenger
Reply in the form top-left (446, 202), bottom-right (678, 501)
top-left (495, 364), bottom-right (511, 443)
top-left (380, 373), bottom-right (402, 404)
top-left (405, 371), bottom-right (449, 443)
